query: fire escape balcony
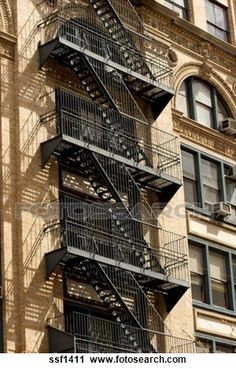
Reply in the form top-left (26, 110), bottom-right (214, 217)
top-left (47, 311), bottom-right (195, 353)
top-left (39, 11), bottom-right (173, 113)
top-left (40, 89), bottom-right (181, 196)
top-left (45, 196), bottom-right (189, 297)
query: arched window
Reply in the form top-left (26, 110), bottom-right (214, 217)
top-left (177, 77), bottom-right (230, 130)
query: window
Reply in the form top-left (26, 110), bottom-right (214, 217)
top-left (182, 150), bottom-right (198, 204)
top-left (233, 257), bottom-right (236, 307)
top-left (164, 0), bottom-right (188, 19)
top-left (196, 336), bottom-right (236, 353)
top-left (209, 251), bottom-right (228, 308)
top-left (205, 0), bottom-right (229, 42)
top-left (189, 239), bottom-right (236, 312)
top-left (189, 243), bottom-right (205, 302)
top-left (177, 78), bottom-right (230, 130)
top-left (225, 173), bottom-right (236, 223)
top-left (181, 147), bottom-right (236, 224)
top-left (201, 158), bottom-right (220, 208)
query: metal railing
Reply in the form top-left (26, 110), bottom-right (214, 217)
top-left (41, 89), bottom-right (181, 181)
top-left (40, 9), bottom-right (172, 90)
top-left (48, 312), bottom-right (195, 353)
top-left (97, 0), bottom-right (145, 34)
top-left (46, 195), bottom-right (188, 282)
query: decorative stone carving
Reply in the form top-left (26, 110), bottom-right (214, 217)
top-left (233, 83), bottom-right (236, 94)
top-left (168, 49), bottom-right (178, 67)
top-left (197, 41), bottom-right (213, 59)
top-left (173, 110), bottom-right (236, 160)
top-left (0, 37), bottom-right (15, 59)
top-left (200, 62), bottom-right (213, 79)
top-left (0, 0), bottom-right (14, 34)
top-left (141, 6), bottom-right (236, 74)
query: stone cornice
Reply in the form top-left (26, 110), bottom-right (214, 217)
top-left (139, 1), bottom-right (236, 74)
top-left (172, 109), bottom-right (236, 161)
top-left (0, 31), bottom-right (16, 60)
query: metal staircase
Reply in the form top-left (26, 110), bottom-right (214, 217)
top-left (60, 258), bottom-right (165, 352)
top-left (38, 0), bottom-right (191, 353)
top-left (39, 2), bottom-right (173, 114)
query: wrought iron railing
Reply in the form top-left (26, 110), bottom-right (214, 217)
top-left (39, 7), bottom-right (172, 91)
top-left (45, 195), bottom-right (188, 282)
top-left (48, 312), bottom-right (195, 353)
top-left (95, 0), bottom-right (145, 34)
top-left (41, 89), bottom-right (181, 181)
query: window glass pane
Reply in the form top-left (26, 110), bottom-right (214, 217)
top-left (206, 0), bottom-right (228, 40)
top-left (217, 98), bottom-right (228, 121)
top-left (228, 205), bottom-right (236, 224)
top-left (209, 251), bottom-right (227, 281)
top-left (191, 274), bottom-right (205, 302)
top-left (177, 81), bottom-right (189, 116)
top-left (215, 343), bottom-right (236, 353)
top-left (226, 179), bottom-right (236, 206)
top-left (195, 81), bottom-right (212, 106)
top-left (207, 23), bottom-right (217, 37)
top-left (233, 257), bottom-right (236, 285)
top-left (210, 251), bottom-right (228, 308)
top-left (173, 0), bottom-right (185, 6)
top-left (196, 339), bottom-right (212, 353)
top-left (205, 0), bottom-right (214, 21)
top-left (211, 280), bottom-right (228, 307)
top-left (203, 186), bottom-right (220, 205)
top-left (189, 244), bottom-right (203, 274)
top-left (202, 159), bottom-right (219, 188)
top-left (184, 178), bottom-right (198, 204)
top-left (182, 150), bottom-right (196, 179)
top-left (215, 4), bottom-right (227, 30)
top-left (195, 102), bottom-right (213, 128)
top-left (216, 28), bottom-right (228, 42)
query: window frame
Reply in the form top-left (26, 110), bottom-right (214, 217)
top-left (181, 145), bottom-right (236, 226)
top-left (177, 77), bottom-right (231, 131)
top-left (164, 0), bottom-right (188, 20)
top-left (205, 0), bottom-right (229, 43)
top-left (196, 333), bottom-right (236, 353)
top-left (189, 237), bottom-right (236, 315)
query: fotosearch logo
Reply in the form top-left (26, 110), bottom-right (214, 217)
top-left (14, 201), bottom-right (203, 221)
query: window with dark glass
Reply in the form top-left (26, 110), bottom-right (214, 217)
top-left (177, 77), bottom-right (230, 130)
top-left (201, 158), bottom-right (220, 209)
top-left (181, 148), bottom-right (235, 225)
top-left (225, 174), bottom-right (236, 223)
top-left (182, 150), bottom-right (198, 205)
top-left (233, 257), bottom-right (236, 307)
top-left (189, 239), bottom-right (236, 312)
top-left (209, 251), bottom-right (228, 308)
top-left (196, 338), bottom-right (212, 353)
top-left (189, 243), bottom-right (205, 302)
top-left (196, 336), bottom-right (236, 353)
top-left (205, 0), bottom-right (229, 42)
top-left (164, 0), bottom-right (188, 19)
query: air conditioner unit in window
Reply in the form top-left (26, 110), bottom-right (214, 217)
top-left (220, 118), bottom-right (236, 136)
top-left (213, 202), bottom-right (232, 217)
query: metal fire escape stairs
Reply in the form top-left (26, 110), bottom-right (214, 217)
top-left (60, 259), bottom-right (164, 352)
top-left (40, 1), bottom-right (184, 353)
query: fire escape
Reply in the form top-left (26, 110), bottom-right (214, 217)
top-left (39, 0), bottom-right (193, 353)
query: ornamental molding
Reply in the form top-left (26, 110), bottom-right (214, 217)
top-left (0, 0), bottom-right (14, 34)
top-left (172, 109), bottom-right (236, 160)
top-left (140, 6), bottom-right (236, 74)
top-left (0, 32), bottom-right (15, 60)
